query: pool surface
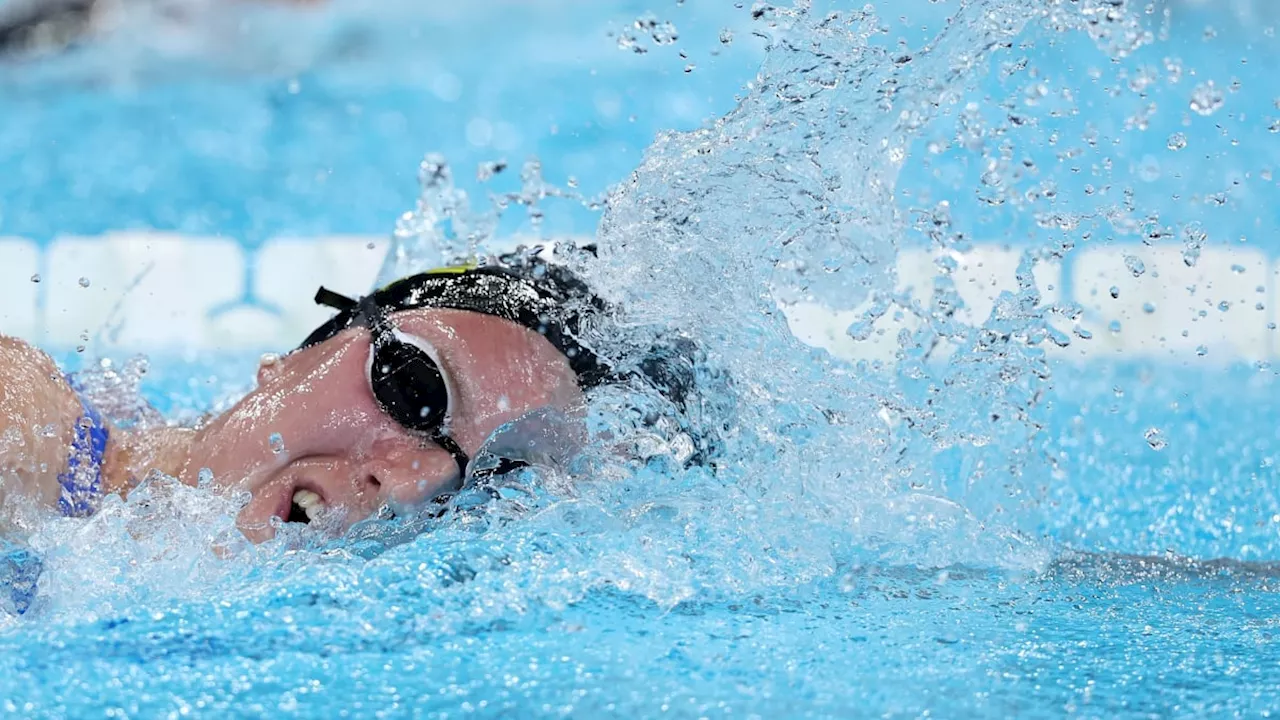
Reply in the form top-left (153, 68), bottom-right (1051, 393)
top-left (3, 0), bottom-right (1280, 716)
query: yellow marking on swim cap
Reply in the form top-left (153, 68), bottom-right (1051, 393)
top-left (425, 260), bottom-right (480, 275)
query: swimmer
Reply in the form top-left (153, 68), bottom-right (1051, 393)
top-left (0, 248), bottom-right (697, 543)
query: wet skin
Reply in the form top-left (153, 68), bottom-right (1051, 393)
top-left (181, 308), bottom-right (586, 543)
top-left (0, 308), bottom-right (585, 542)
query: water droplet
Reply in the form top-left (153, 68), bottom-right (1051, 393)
top-left (1231, 264), bottom-right (1247, 274)
top-left (1218, 301), bottom-right (1231, 312)
top-left (1109, 286), bottom-right (1120, 299)
top-left (1189, 82), bottom-right (1224, 116)
top-left (197, 468), bottom-right (214, 489)
top-left (838, 573), bottom-right (856, 593)
top-left (1144, 428), bottom-right (1167, 451)
top-left (28, 274), bottom-right (39, 283)
top-left (719, 28), bottom-right (734, 45)
top-left (477, 160), bottom-right (507, 182)
top-left (78, 277), bottom-right (90, 288)
top-left (1108, 320), bottom-right (1122, 335)
top-left (1124, 255), bottom-right (1146, 277)
top-left (1196, 344), bottom-right (1209, 356)
top-left (1143, 302), bottom-right (1157, 314)
top-left (269, 433), bottom-right (286, 455)
top-left (1167, 133), bottom-right (1187, 151)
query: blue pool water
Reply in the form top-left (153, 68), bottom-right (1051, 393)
top-left (4, 0), bottom-right (1280, 716)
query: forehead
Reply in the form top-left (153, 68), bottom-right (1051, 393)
top-left (388, 307), bottom-right (578, 385)
top-left (387, 308), bottom-right (585, 430)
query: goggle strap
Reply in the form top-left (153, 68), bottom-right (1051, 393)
top-left (315, 286), bottom-right (359, 312)
top-left (432, 433), bottom-right (470, 485)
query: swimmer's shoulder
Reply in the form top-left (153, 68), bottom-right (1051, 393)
top-left (0, 335), bottom-right (84, 508)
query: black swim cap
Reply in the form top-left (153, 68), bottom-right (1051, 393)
top-left (300, 246), bottom-right (699, 410)
top-left (299, 248), bottom-right (611, 386)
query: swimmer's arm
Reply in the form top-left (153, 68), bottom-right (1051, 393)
top-left (0, 335), bottom-right (83, 510)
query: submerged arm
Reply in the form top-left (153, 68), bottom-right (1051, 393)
top-left (0, 335), bottom-right (85, 511)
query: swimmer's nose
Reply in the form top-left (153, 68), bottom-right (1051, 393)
top-left (366, 449), bottom-right (461, 511)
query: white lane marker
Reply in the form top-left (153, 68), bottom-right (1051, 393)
top-left (254, 235), bottom-right (391, 345)
top-left (1069, 245), bottom-right (1272, 364)
top-left (2, 234), bottom-right (1277, 363)
top-left (45, 233), bottom-right (245, 351)
top-left (0, 238), bottom-right (39, 339)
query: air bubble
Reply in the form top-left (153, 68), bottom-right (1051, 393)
top-left (1124, 255), bottom-right (1146, 277)
top-left (269, 433), bottom-right (286, 455)
top-left (1166, 133), bottom-right (1187, 151)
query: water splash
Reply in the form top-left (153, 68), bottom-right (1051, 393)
top-left (10, 0), bottom-right (1274, 632)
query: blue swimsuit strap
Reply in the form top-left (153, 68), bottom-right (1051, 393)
top-left (56, 378), bottom-right (110, 518)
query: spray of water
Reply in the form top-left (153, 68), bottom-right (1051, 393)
top-left (7, 0), bottom-right (1259, 624)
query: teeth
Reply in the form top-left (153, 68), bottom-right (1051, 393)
top-left (292, 489), bottom-right (326, 521)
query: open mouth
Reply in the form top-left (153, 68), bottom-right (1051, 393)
top-left (286, 487), bottom-right (327, 525)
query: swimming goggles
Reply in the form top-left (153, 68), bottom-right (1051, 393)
top-left (302, 255), bottom-right (701, 488)
top-left (312, 286), bottom-right (528, 487)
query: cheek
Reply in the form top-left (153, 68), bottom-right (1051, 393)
top-left (450, 358), bottom-right (584, 449)
top-left (457, 364), bottom-right (557, 419)
top-left (197, 341), bottom-right (393, 474)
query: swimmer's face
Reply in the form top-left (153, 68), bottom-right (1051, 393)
top-left (184, 308), bottom-right (586, 543)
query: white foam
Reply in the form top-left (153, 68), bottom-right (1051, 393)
top-left (787, 247), bottom-right (1062, 363)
